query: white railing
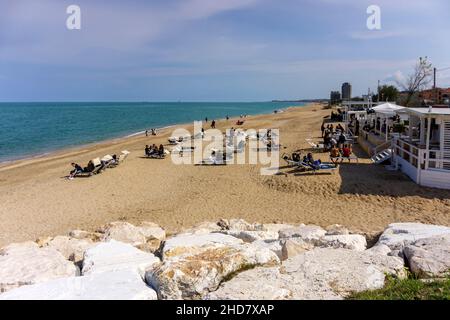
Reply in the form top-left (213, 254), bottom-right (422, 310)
top-left (393, 138), bottom-right (450, 171)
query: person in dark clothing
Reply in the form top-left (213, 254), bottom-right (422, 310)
top-left (69, 162), bottom-right (84, 179)
top-left (158, 144), bottom-right (165, 156)
top-left (338, 132), bottom-right (346, 148)
top-left (211, 120), bottom-right (216, 129)
top-left (321, 122), bottom-right (326, 137)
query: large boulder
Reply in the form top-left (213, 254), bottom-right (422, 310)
top-left (162, 233), bottom-right (243, 258)
top-left (0, 270), bottom-right (157, 300)
top-left (217, 219), bottom-right (265, 231)
top-left (0, 242), bottom-right (78, 293)
top-left (281, 239), bottom-right (314, 260)
top-left (82, 240), bottom-right (160, 277)
top-left (181, 221), bottom-right (222, 235)
top-left (205, 267), bottom-right (292, 300)
top-left (146, 243), bottom-right (280, 300)
top-left (278, 225), bottom-right (326, 241)
top-left (365, 244), bottom-right (391, 256)
top-left (403, 234), bottom-right (450, 279)
top-left (68, 230), bottom-right (102, 241)
top-left (376, 223), bottom-right (450, 252)
top-left (315, 235), bottom-right (367, 251)
top-left (251, 240), bottom-right (283, 260)
top-left (99, 221), bottom-right (165, 246)
top-left (262, 223), bottom-right (298, 233)
top-left (207, 248), bottom-right (406, 300)
top-left (325, 224), bottom-right (350, 236)
top-left (40, 236), bottom-right (95, 264)
top-left (217, 230), bottom-right (279, 243)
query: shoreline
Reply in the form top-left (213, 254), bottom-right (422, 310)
top-left (0, 102), bottom-right (449, 247)
top-left (0, 104), bottom-right (298, 169)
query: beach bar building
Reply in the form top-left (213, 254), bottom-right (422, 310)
top-left (392, 107), bottom-right (450, 189)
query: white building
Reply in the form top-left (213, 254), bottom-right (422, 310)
top-left (392, 107), bottom-right (450, 189)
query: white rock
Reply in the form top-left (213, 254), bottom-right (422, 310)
top-left (68, 230), bottom-right (102, 241)
top-left (0, 242), bottom-right (78, 293)
top-left (315, 235), bottom-right (367, 251)
top-left (41, 236), bottom-right (95, 263)
top-left (281, 239), bottom-right (314, 260)
top-left (181, 221), bottom-right (222, 235)
top-left (262, 223), bottom-right (297, 233)
top-left (403, 234), bottom-right (450, 278)
top-left (138, 222), bottom-right (166, 241)
top-left (376, 223), bottom-right (450, 251)
top-left (208, 248), bottom-right (406, 300)
top-left (82, 240), bottom-right (160, 277)
top-left (0, 270), bottom-right (157, 300)
top-left (99, 221), bottom-right (147, 246)
top-left (366, 244), bottom-right (392, 256)
top-left (205, 267), bottom-right (292, 300)
top-left (147, 242), bottom-right (280, 299)
top-left (251, 240), bottom-right (283, 260)
top-left (218, 230), bottom-right (279, 243)
top-left (325, 224), bottom-right (349, 235)
top-left (162, 233), bottom-right (243, 258)
top-left (278, 225), bottom-right (326, 241)
top-left (281, 248), bottom-right (406, 298)
top-left (218, 219), bottom-right (265, 231)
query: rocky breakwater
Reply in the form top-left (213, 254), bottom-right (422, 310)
top-left (0, 220), bottom-right (449, 300)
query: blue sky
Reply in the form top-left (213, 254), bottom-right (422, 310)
top-left (1, 0), bottom-right (449, 101)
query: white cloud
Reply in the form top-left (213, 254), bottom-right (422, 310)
top-left (383, 70), bottom-right (406, 84)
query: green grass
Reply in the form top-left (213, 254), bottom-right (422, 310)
top-left (347, 276), bottom-right (450, 300)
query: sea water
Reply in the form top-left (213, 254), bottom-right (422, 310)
top-left (0, 101), bottom-right (300, 163)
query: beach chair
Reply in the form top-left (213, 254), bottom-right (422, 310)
top-left (121, 150), bottom-right (130, 161)
top-left (282, 153), bottom-right (311, 171)
top-left (168, 137), bottom-right (179, 145)
top-left (74, 158), bottom-right (103, 177)
top-left (305, 161), bottom-right (338, 174)
top-left (101, 155), bottom-right (115, 168)
top-left (197, 148), bottom-right (232, 166)
top-left (330, 155), bottom-right (359, 163)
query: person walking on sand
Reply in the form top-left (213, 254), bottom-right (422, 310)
top-left (321, 122), bottom-right (325, 137)
top-left (145, 130), bottom-right (148, 137)
top-left (205, 117), bottom-right (208, 123)
top-left (211, 120), bottom-right (216, 129)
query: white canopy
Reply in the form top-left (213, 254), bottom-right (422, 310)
top-left (371, 103), bottom-right (405, 116)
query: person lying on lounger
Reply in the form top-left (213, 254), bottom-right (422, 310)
top-left (304, 153), bottom-right (322, 170)
top-left (69, 163), bottom-right (84, 179)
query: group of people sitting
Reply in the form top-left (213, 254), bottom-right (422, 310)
top-left (145, 144), bottom-right (165, 158)
top-left (329, 144), bottom-right (354, 163)
top-left (68, 155), bottom-right (119, 179)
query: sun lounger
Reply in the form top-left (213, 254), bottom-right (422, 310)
top-left (306, 162), bottom-right (338, 174)
top-left (330, 155), bottom-right (359, 163)
top-left (101, 155), bottom-right (115, 168)
top-left (73, 158), bottom-right (103, 177)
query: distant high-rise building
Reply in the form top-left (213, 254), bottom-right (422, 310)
top-left (330, 91), bottom-right (341, 104)
top-left (342, 82), bottom-right (352, 101)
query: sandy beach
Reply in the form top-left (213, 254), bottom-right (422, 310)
top-left (1, 103), bottom-right (449, 246)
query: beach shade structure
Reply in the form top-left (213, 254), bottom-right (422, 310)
top-left (370, 103), bottom-right (405, 117)
top-left (92, 157), bottom-right (102, 167)
top-left (370, 103), bottom-right (406, 142)
top-left (101, 155), bottom-right (113, 162)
